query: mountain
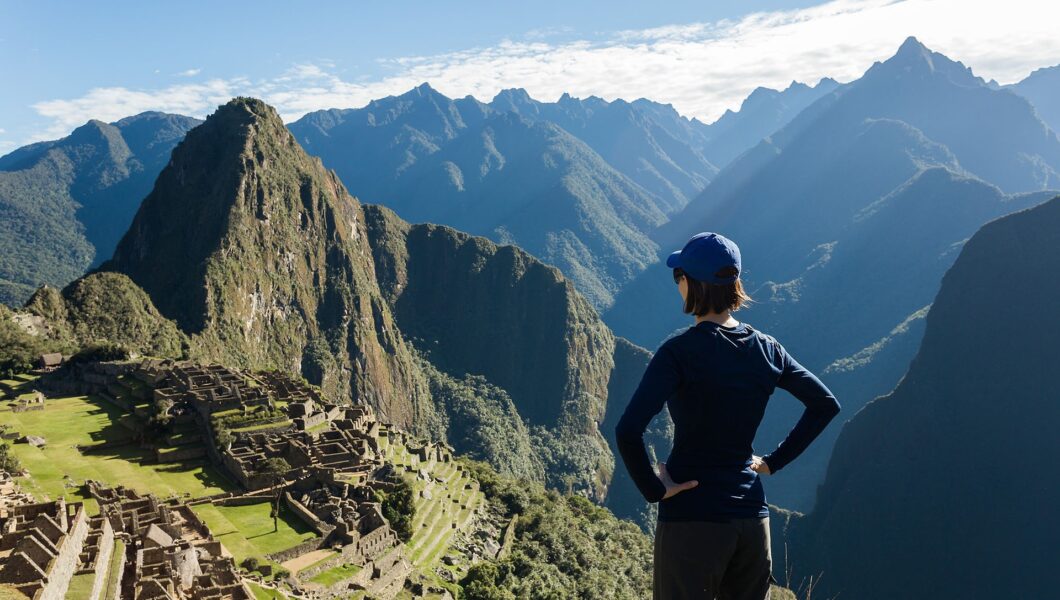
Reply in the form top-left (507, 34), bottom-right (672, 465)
top-left (785, 196), bottom-right (1060, 600)
top-left (490, 89), bottom-right (718, 212)
top-left (604, 38), bottom-right (1059, 510)
top-left (89, 97), bottom-right (658, 506)
top-left (0, 112), bottom-right (201, 305)
top-left (289, 84), bottom-right (673, 309)
top-left (696, 78), bottom-right (840, 167)
top-left (1009, 64), bottom-right (1060, 134)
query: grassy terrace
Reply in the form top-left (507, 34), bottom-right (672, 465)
top-left (191, 501), bottom-right (318, 567)
top-left (379, 433), bottom-right (483, 570)
top-left (309, 562), bottom-right (361, 586)
top-left (247, 581), bottom-right (289, 599)
top-left (0, 394), bottom-right (232, 511)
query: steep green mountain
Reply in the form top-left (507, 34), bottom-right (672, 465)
top-left (695, 78), bottom-right (840, 168)
top-left (93, 97), bottom-right (651, 505)
top-left (490, 89), bottom-right (718, 213)
top-left (289, 84), bottom-right (667, 308)
top-left (1009, 64), bottom-right (1060, 135)
top-left (361, 203), bottom-right (620, 497)
top-left (785, 196), bottom-right (1060, 600)
top-left (605, 38), bottom-right (1059, 511)
top-left (0, 112), bottom-right (200, 305)
top-left (23, 273), bottom-right (189, 359)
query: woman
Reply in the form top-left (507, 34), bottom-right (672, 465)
top-left (615, 232), bottom-right (841, 600)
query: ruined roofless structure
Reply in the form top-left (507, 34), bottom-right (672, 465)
top-left (223, 406), bottom-right (381, 490)
top-left (284, 473), bottom-right (399, 564)
top-left (0, 497), bottom-right (99, 600)
top-left (141, 361), bottom-right (272, 420)
top-left (90, 483), bottom-right (252, 600)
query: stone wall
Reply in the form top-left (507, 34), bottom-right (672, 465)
top-left (265, 537), bottom-right (324, 564)
top-left (37, 505), bottom-right (89, 600)
top-left (86, 518), bottom-right (114, 600)
top-left (281, 492), bottom-right (332, 536)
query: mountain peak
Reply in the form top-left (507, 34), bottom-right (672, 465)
top-left (491, 87), bottom-right (537, 112)
top-left (493, 87), bottom-right (532, 102)
top-left (896, 35), bottom-right (928, 57)
top-left (106, 97), bottom-right (328, 332)
top-left (869, 37), bottom-right (983, 88)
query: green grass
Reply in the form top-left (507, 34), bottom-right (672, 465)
top-left (191, 501), bottom-right (318, 566)
top-left (65, 572), bottom-right (96, 599)
top-left (247, 581), bottom-right (288, 599)
top-left (309, 562), bottom-right (361, 586)
top-left (102, 539), bottom-right (125, 599)
top-left (231, 419), bottom-right (292, 433)
top-left (0, 395), bottom-right (233, 508)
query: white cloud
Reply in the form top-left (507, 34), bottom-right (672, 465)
top-left (177, 68), bottom-right (201, 77)
top-left (31, 79), bottom-right (247, 141)
top-left (23, 0), bottom-right (1060, 144)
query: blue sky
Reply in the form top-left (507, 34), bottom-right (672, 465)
top-left (2, 0), bottom-right (1058, 153)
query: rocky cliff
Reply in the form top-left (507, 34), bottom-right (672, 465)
top-left (786, 196), bottom-right (1060, 599)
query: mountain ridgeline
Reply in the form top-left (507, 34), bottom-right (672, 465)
top-left (286, 82), bottom-right (831, 309)
top-left (0, 112), bottom-right (200, 305)
top-left (21, 97), bottom-right (664, 511)
top-left (784, 196), bottom-right (1060, 600)
top-left (289, 85), bottom-right (672, 309)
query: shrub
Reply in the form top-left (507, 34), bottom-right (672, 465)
top-left (373, 475), bottom-right (416, 543)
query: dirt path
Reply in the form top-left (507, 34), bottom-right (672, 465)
top-left (281, 548), bottom-right (335, 573)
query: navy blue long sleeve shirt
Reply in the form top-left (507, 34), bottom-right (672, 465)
top-left (615, 320), bottom-right (841, 521)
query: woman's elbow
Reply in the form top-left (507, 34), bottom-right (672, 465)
top-left (614, 417), bottom-right (641, 443)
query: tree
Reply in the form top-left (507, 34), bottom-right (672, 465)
top-left (257, 457), bottom-right (291, 532)
top-left (373, 476), bottom-right (416, 543)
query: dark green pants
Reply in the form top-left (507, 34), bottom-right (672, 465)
top-left (654, 517), bottom-right (775, 600)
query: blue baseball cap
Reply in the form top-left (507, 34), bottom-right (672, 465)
top-left (666, 232), bottom-right (741, 284)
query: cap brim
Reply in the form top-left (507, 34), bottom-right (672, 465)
top-left (665, 250), bottom-right (682, 269)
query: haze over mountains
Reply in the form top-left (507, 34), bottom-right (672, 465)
top-left (287, 81), bottom-right (835, 308)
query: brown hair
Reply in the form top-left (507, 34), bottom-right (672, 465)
top-left (677, 266), bottom-right (751, 316)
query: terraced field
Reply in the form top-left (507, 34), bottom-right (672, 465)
top-left (0, 393), bottom-right (233, 510)
top-left (378, 433), bottom-right (483, 569)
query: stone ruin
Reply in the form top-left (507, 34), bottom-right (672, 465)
top-left (89, 482), bottom-right (252, 600)
top-left (222, 403), bottom-right (382, 489)
top-left (141, 361), bottom-right (272, 420)
top-left (0, 497), bottom-right (95, 600)
top-left (283, 473), bottom-right (399, 564)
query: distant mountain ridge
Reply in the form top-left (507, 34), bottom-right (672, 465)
top-left (695, 78), bottom-right (840, 167)
top-left (289, 84), bottom-right (679, 308)
top-left (1009, 64), bottom-right (1060, 135)
top-left (0, 112), bottom-right (201, 305)
top-left (489, 88), bottom-right (719, 213)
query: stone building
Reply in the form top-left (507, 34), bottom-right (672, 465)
top-left (144, 363), bottom-right (272, 420)
top-left (0, 497), bottom-right (94, 600)
top-left (284, 473), bottom-right (399, 564)
top-left (90, 484), bottom-right (252, 600)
